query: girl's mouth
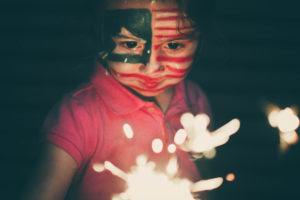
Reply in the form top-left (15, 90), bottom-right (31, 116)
top-left (140, 81), bottom-right (161, 89)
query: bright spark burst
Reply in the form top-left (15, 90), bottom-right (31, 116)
top-left (96, 115), bottom-right (236, 200)
top-left (266, 105), bottom-right (299, 152)
top-left (176, 113), bottom-right (240, 157)
top-left (100, 155), bottom-right (223, 200)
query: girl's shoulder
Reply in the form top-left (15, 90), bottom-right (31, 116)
top-left (184, 80), bottom-right (207, 100)
top-left (183, 80), bottom-right (211, 116)
top-left (61, 82), bottom-right (102, 111)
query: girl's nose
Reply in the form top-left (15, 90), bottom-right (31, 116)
top-left (139, 50), bottom-right (165, 74)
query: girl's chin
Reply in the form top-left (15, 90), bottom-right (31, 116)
top-left (124, 85), bottom-right (166, 98)
top-left (132, 89), bottom-right (164, 97)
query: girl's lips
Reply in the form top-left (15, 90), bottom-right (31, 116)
top-left (128, 83), bottom-right (173, 93)
top-left (141, 81), bottom-right (160, 89)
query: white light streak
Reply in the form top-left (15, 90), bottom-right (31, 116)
top-left (180, 113), bottom-right (195, 129)
top-left (203, 148), bottom-right (217, 159)
top-left (152, 138), bottom-right (164, 153)
top-left (123, 123), bottom-right (134, 139)
top-left (166, 156), bottom-right (178, 176)
top-left (92, 163), bottom-right (105, 173)
top-left (179, 113), bottom-right (240, 155)
top-left (174, 129), bottom-right (187, 145)
top-left (191, 177), bottom-right (224, 192)
top-left (104, 161), bottom-right (128, 181)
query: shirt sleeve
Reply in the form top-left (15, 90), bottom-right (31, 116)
top-left (42, 94), bottom-right (98, 169)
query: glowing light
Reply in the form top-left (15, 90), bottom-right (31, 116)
top-left (100, 155), bottom-right (224, 200)
top-left (268, 109), bottom-right (280, 128)
top-left (277, 108), bottom-right (299, 132)
top-left (180, 113), bottom-right (194, 129)
top-left (111, 156), bottom-right (197, 200)
top-left (266, 105), bottom-right (299, 151)
top-left (92, 163), bottom-right (105, 173)
top-left (174, 129), bottom-right (187, 145)
top-left (136, 155), bottom-right (148, 166)
top-left (167, 144), bottom-right (177, 153)
top-left (179, 113), bottom-right (240, 155)
top-left (267, 107), bottom-right (299, 132)
top-left (99, 155), bottom-right (223, 200)
top-left (203, 148), bottom-right (217, 159)
top-left (152, 138), bottom-right (164, 153)
top-left (166, 156), bottom-right (178, 176)
top-left (95, 112), bottom-right (236, 199)
top-left (191, 177), bottom-right (223, 192)
top-left (104, 161), bottom-right (128, 181)
top-left (226, 173), bottom-right (235, 182)
top-left (123, 123), bottom-right (134, 139)
top-left (280, 131), bottom-right (299, 145)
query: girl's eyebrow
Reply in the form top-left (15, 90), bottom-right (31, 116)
top-left (157, 33), bottom-right (199, 42)
top-left (113, 34), bottom-right (146, 43)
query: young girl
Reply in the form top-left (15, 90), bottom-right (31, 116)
top-left (24, 0), bottom-right (213, 199)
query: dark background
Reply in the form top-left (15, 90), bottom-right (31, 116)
top-left (1, 0), bottom-right (300, 199)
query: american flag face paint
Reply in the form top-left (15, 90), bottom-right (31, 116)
top-left (102, 1), bottom-right (199, 97)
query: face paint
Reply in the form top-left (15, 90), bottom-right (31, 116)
top-left (102, 9), bottom-right (152, 64)
top-left (102, 2), bottom-right (199, 97)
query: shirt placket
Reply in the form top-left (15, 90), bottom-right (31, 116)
top-left (144, 103), bottom-right (170, 144)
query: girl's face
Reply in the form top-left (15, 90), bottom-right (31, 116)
top-left (102, 0), bottom-right (199, 97)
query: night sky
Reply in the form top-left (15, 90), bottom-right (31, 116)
top-left (0, 0), bottom-right (300, 199)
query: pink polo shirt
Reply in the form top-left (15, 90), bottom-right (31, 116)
top-left (45, 64), bottom-right (210, 200)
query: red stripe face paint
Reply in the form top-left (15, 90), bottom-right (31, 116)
top-left (106, 2), bottom-right (199, 97)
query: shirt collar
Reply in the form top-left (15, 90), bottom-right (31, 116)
top-left (91, 64), bottom-right (188, 115)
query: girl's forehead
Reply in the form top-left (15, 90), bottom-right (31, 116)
top-left (106, 0), bottom-right (179, 11)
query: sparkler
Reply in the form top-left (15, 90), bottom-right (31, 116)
top-left (266, 105), bottom-right (299, 152)
top-left (176, 113), bottom-right (240, 158)
top-left (101, 155), bottom-right (223, 200)
top-left (93, 112), bottom-right (240, 199)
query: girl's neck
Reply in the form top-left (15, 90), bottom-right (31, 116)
top-left (125, 86), bottom-right (174, 113)
top-left (154, 87), bottom-right (174, 113)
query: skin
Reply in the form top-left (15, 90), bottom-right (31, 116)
top-left (22, 1), bottom-right (199, 199)
top-left (22, 143), bottom-right (77, 200)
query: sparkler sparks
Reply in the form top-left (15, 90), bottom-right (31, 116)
top-left (167, 144), bottom-right (177, 153)
top-left (152, 138), bottom-right (164, 153)
top-left (123, 123), bottom-right (134, 139)
top-left (94, 112), bottom-right (240, 199)
top-left (266, 105), bottom-right (299, 152)
top-left (98, 155), bottom-right (223, 200)
top-left (176, 113), bottom-right (240, 156)
top-left (226, 173), bottom-right (236, 182)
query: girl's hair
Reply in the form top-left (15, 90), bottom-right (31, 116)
top-left (93, 0), bottom-right (216, 48)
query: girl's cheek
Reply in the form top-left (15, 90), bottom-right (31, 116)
top-left (108, 61), bottom-right (141, 73)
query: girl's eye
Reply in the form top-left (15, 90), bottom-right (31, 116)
top-left (122, 41), bottom-right (138, 49)
top-left (167, 42), bottom-right (184, 50)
